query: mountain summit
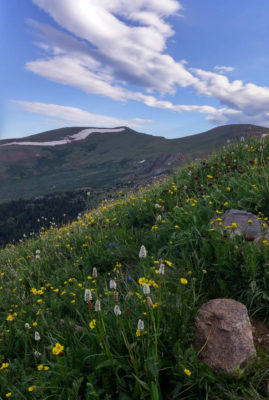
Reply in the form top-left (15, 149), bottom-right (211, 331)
top-left (0, 124), bottom-right (267, 203)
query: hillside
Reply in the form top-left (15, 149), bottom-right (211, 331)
top-left (0, 135), bottom-right (268, 399)
top-left (0, 124), bottom-right (267, 204)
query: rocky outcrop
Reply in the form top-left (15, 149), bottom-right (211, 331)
top-left (195, 298), bottom-right (256, 373)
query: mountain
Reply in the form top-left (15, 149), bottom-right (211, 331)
top-left (0, 124), bottom-right (267, 204)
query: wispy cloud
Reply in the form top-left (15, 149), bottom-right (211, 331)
top-left (27, 0), bottom-right (269, 128)
top-left (214, 65), bottom-right (235, 74)
top-left (14, 101), bottom-right (152, 128)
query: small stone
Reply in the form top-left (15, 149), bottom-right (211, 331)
top-left (195, 298), bottom-right (256, 373)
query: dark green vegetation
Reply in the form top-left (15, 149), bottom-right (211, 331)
top-left (0, 124), bottom-right (267, 204)
top-left (0, 135), bottom-right (268, 399)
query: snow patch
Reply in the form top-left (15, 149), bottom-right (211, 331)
top-left (1, 128), bottom-right (125, 147)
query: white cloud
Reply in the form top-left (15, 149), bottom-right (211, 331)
top-left (26, 0), bottom-right (269, 128)
top-left (191, 68), bottom-right (269, 116)
top-left (214, 65), bottom-right (235, 74)
top-left (14, 101), bottom-right (152, 128)
top-left (30, 0), bottom-right (195, 95)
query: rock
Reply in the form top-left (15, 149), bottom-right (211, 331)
top-left (195, 298), bottom-right (256, 373)
top-left (210, 209), bottom-right (269, 243)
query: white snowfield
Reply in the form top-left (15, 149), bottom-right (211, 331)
top-left (1, 128), bottom-right (125, 147)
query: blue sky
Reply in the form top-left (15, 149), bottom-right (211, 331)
top-left (2, 0), bottom-right (269, 139)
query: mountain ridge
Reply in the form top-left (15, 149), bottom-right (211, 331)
top-left (0, 123), bottom-right (267, 204)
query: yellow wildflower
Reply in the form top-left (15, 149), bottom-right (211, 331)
top-left (89, 319), bottom-right (96, 329)
top-left (28, 386), bottom-right (37, 392)
top-left (52, 342), bottom-right (64, 355)
top-left (184, 368), bottom-right (191, 376)
top-left (180, 278), bottom-right (188, 285)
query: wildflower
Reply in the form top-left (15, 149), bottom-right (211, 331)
top-left (5, 393), bottom-right (12, 397)
top-left (84, 289), bottom-right (92, 302)
top-left (231, 222), bottom-right (238, 229)
top-left (125, 291), bottom-right (132, 301)
top-left (137, 319), bottom-right (144, 331)
top-left (165, 260), bottom-right (172, 267)
top-left (248, 219), bottom-right (253, 224)
top-left (25, 323), bottom-right (30, 329)
top-left (89, 319), bottom-right (96, 329)
top-left (92, 268), bottom-right (98, 278)
top-left (184, 368), bottom-right (191, 376)
top-left (52, 342), bottom-right (64, 355)
top-left (0, 362), bottom-right (9, 370)
top-left (109, 279), bottom-right (117, 290)
top-left (146, 296), bottom-right (154, 308)
top-left (139, 245), bottom-right (147, 258)
top-left (113, 291), bottom-right (119, 303)
top-left (95, 299), bottom-right (101, 312)
top-left (245, 236), bottom-right (254, 241)
top-left (158, 263), bottom-right (165, 275)
top-left (143, 284), bottom-right (150, 295)
top-left (114, 305), bottom-right (122, 316)
top-left (138, 277), bottom-right (147, 286)
top-left (37, 364), bottom-right (43, 371)
top-left (226, 187), bottom-right (231, 192)
top-left (44, 366), bottom-right (50, 371)
top-left (34, 331), bottom-right (40, 341)
top-left (202, 269), bottom-right (207, 274)
top-left (34, 351), bottom-right (41, 357)
top-left (108, 243), bottom-right (115, 248)
top-left (136, 329), bottom-right (141, 337)
top-left (127, 275), bottom-right (133, 281)
top-left (180, 278), bottom-right (188, 285)
top-left (28, 386), bottom-right (37, 392)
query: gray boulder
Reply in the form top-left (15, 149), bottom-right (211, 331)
top-left (195, 298), bottom-right (256, 373)
top-left (210, 209), bottom-right (269, 243)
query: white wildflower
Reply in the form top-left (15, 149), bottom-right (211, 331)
top-left (92, 267), bottom-right (98, 278)
top-left (109, 279), bottom-right (117, 290)
top-left (34, 331), bottom-right (40, 341)
top-left (84, 289), bottom-right (92, 302)
top-left (158, 263), bottom-right (165, 275)
top-left (24, 323), bottom-right (30, 329)
top-left (139, 245), bottom-right (147, 258)
top-left (137, 319), bottom-right (144, 331)
top-left (143, 284), bottom-right (150, 295)
top-left (95, 299), bottom-right (101, 312)
top-left (156, 214), bottom-right (162, 222)
top-left (34, 351), bottom-right (41, 357)
top-left (114, 305), bottom-right (121, 316)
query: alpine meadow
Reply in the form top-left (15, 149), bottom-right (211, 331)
top-left (0, 135), bottom-right (268, 399)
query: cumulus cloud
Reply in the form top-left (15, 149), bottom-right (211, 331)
top-left (14, 101), bottom-right (152, 128)
top-left (191, 68), bottom-right (269, 118)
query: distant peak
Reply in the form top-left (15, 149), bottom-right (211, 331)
top-left (0, 127), bottom-right (126, 147)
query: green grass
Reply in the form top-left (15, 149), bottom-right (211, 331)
top-left (0, 136), bottom-right (268, 399)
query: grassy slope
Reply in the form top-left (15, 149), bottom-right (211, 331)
top-left (0, 136), bottom-right (268, 399)
top-left (0, 124), bottom-right (267, 203)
